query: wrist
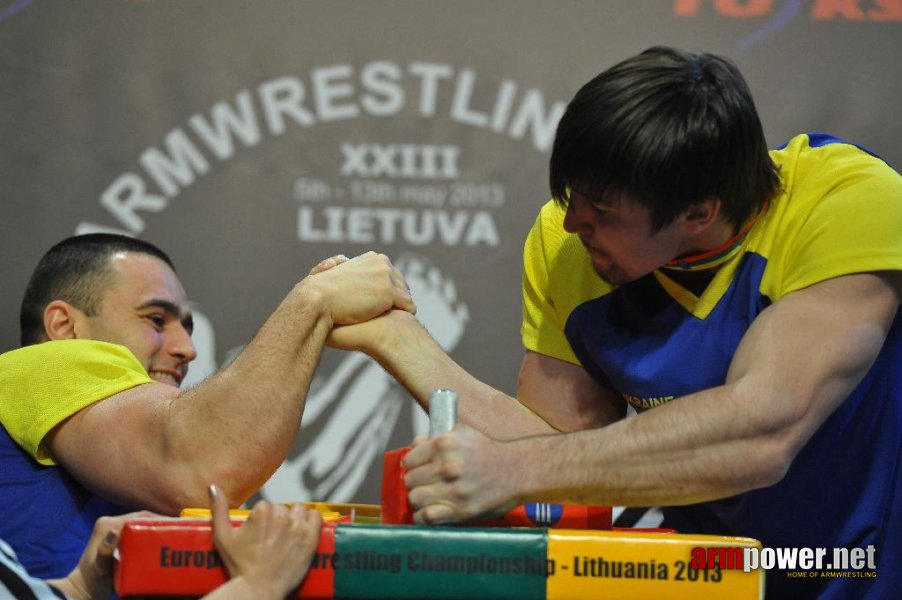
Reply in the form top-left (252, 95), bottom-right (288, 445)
top-left (292, 279), bottom-right (333, 329)
top-left (347, 310), bottom-right (415, 363)
top-left (501, 437), bottom-right (541, 505)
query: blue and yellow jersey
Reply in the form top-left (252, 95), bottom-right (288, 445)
top-left (524, 133), bottom-right (902, 407)
top-left (521, 133), bottom-right (902, 597)
top-left (0, 340), bottom-right (151, 578)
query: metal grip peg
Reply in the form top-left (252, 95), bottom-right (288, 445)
top-left (429, 388), bottom-right (458, 439)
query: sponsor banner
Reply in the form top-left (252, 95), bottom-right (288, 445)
top-left (116, 519), bottom-right (764, 599)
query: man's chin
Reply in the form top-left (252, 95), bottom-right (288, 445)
top-left (592, 265), bottom-right (631, 286)
top-left (149, 372), bottom-right (183, 387)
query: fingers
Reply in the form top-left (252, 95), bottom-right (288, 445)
top-left (305, 506), bottom-right (324, 531)
top-left (83, 516), bottom-right (119, 563)
top-left (91, 517), bottom-right (126, 559)
top-left (210, 484), bottom-right (235, 552)
top-left (347, 250), bottom-right (377, 262)
top-left (392, 276), bottom-right (417, 314)
top-left (294, 504), bottom-right (323, 555)
top-left (246, 498), bottom-right (274, 530)
top-left (402, 436), bottom-right (436, 470)
top-left (289, 502), bottom-right (323, 528)
top-left (309, 254), bottom-right (349, 276)
top-left (403, 436), bottom-right (456, 523)
top-left (88, 510), bottom-right (154, 555)
top-left (402, 428), bottom-right (515, 525)
top-left (385, 258), bottom-right (415, 313)
top-left (307, 251), bottom-right (416, 320)
top-left (413, 503), bottom-right (460, 525)
top-left (358, 251), bottom-right (415, 314)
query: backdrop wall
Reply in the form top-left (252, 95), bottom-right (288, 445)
top-left (2, 0), bottom-right (900, 504)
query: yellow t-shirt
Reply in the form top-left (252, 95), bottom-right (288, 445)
top-left (0, 339), bottom-right (152, 464)
top-left (522, 133), bottom-right (902, 368)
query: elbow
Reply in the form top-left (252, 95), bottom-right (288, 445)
top-left (729, 384), bottom-right (809, 491)
top-left (741, 433), bottom-right (798, 491)
top-left (149, 464), bottom-right (258, 515)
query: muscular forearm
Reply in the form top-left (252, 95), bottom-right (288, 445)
top-left (363, 314), bottom-right (557, 440)
top-left (505, 381), bottom-right (788, 507)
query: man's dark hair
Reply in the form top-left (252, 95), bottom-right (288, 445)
top-left (549, 46), bottom-right (781, 232)
top-left (19, 233), bottom-right (175, 347)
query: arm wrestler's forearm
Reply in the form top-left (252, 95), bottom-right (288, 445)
top-left (505, 383), bottom-right (779, 507)
top-left (365, 315), bottom-right (557, 441)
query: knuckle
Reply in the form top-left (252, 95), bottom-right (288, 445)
top-left (438, 459), bottom-right (463, 479)
top-left (449, 481), bottom-right (472, 502)
top-left (434, 435), bottom-right (458, 452)
top-left (407, 488), bottom-right (424, 507)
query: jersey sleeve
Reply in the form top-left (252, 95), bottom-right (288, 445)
top-left (521, 201), bottom-right (582, 365)
top-left (778, 143), bottom-right (902, 295)
top-left (0, 339), bottom-right (153, 465)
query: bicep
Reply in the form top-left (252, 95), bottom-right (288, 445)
top-left (45, 382), bottom-right (183, 513)
top-left (517, 350), bottom-right (626, 432)
top-left (727, 272), bottom-right (900, 454)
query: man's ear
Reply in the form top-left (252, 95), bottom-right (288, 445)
top-left (682, 198), bottom-right (722, 234)
top-left (43, 300), bottom-right (88, 341)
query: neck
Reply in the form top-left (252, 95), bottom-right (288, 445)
top-left (665, 201), bottom-right (769, 273)
top-left (661, 222), bottom-right (738, 296)
top-left (678, 220), bottom-right (738, 259)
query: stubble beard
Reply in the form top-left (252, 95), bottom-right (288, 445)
top-left (592, 262), bottom-right (631, 287)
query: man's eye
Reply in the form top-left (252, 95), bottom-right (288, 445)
top-left (591, 205), bottom-right (611, 218)
top-left (147, 315), bottom-right (165, 328)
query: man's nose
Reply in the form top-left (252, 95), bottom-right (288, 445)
top-left (169, 325), bottom-right (197, 363)
top-left (563, 198), bottom-right (592, 235)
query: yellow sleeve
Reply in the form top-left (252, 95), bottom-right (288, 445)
top-left (522, 201), bottom-right (608, 366)
top-left (779, 144), bottom-right (902, 295)
top-left (0, 339), bottom-right (152, 465)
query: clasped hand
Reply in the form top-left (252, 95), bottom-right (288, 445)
top-left (306, 252), bottom-right (416, 326)
top-left (401, 426), bottom-right (519, 525)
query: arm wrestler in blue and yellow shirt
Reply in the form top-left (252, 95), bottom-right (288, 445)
top-left (521, 133), bottom-right (902, 598)
top-left (328, 47), bottom-right (902, 599)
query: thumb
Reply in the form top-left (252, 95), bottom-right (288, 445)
top-left (97, 529), bottom-right (118, 561)
top-left (210, 484), bottom-right (233, 550)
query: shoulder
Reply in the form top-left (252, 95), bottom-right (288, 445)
top-left (0, 339), bottom-right (150, 387)
top-left (521, 200), bottom-right (612, 352)
top-left (524, 199), bottom-right (598, 279)
top-left (771, 133), bottom-right (901, 199)
top-left (0, 340), bottom-right (153, 464)
top-left (2, 338), bottom-right (140, 362)
top-left (768, 133), bottom-right (902, 233)
top-left (524, 199), bottom-right (568, 259)
top-left (756, 134), bottom-right (902, 297)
